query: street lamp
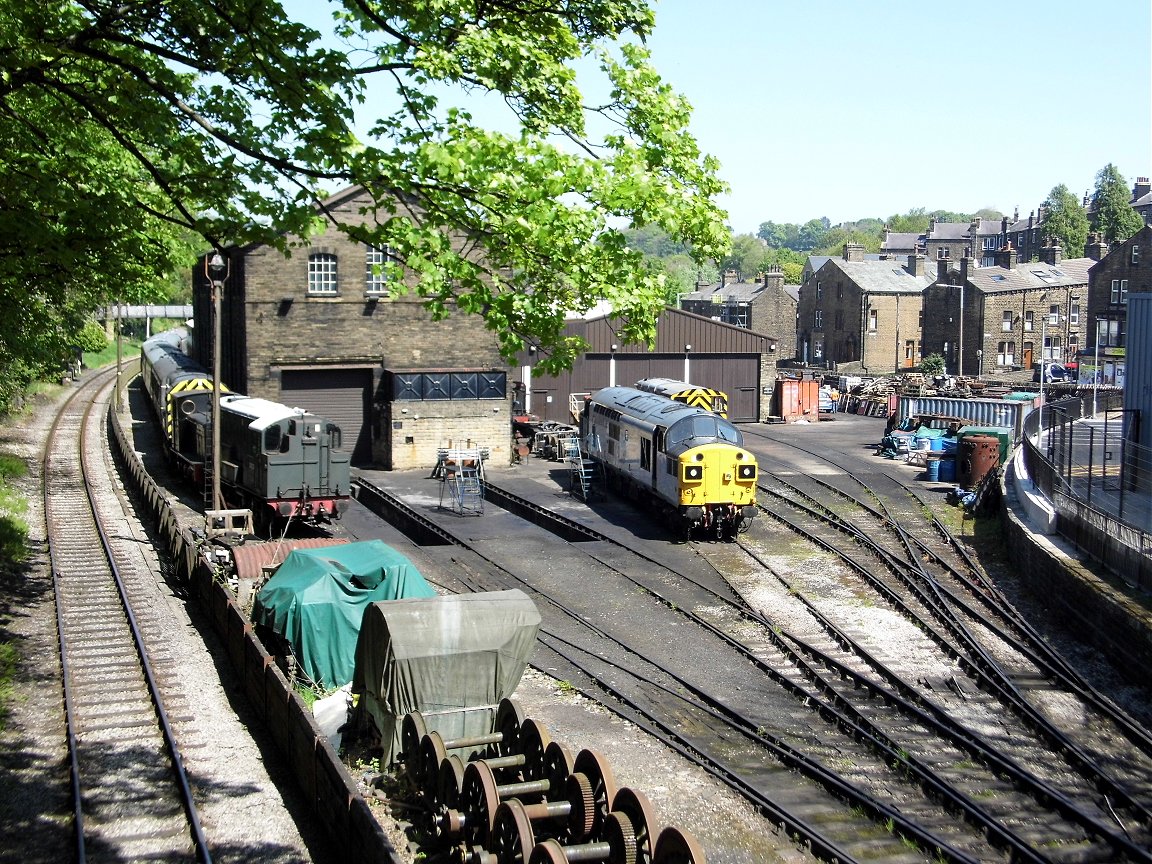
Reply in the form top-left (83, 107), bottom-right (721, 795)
top-left (684, 344), bottom-right (692, 383)
top-left (205, 251), bottom-right (229, 524)
top-left (609, 343), bottom-right (618, 387)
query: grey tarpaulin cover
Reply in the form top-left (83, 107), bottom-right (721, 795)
top-left (351, 589), bottom-right (540, 764)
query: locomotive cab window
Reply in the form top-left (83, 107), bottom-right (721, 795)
top-left (640, 439), bottom-right (651, 470)
top-left (327, 423), bottom-right (342, 449)
top-left (264, 425), bottom-right (282, 454)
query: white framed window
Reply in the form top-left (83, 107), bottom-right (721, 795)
top-left (1048, 304), bottom-right (1059, 326)
top-left (997, 341), bottom-right (1016, 366)
top-left (816, 281), bottom-right (823, 301)
top-left (308, 252), bottom-right (338, 295)
top-left (1002, 310), bottom-right (1013, 331)
top-left (1070, 304), bottom-right (1080, 326)
top-left (365, 244), bottom-right (389, 296)
top-left (868, 308), bottom-right (877, 331)
top-left (1132, 245), bottom-right (1141, 265)
top-left (1024, 311), bottom-right (1034, 331)
top-left (1110, 279), bottom-right (1129, 303)
top-left (814, 309), bottom-right (823, 329)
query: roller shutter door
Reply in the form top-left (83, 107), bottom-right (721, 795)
top-left (280, 369), bottom-right (373, 465)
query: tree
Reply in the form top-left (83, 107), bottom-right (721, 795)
top-left (722, 234), bottom-right (772, 280)
top-left (1091, 164), bottom-right (1144, 245)
top-left (1, 1), bottom-right (728, 378)
top-left (1040, 184), bottom-right (1089, 258)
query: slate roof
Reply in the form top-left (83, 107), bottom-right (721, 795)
top-left (819, 258), bottom-right (936, 295)
top-left (882, 232), bottom-right (921, 251)
top-left (926, 221), bottom-right (971, 241)
top-left (966, 258), bottom-right (1091, 295)
top-left (682, 281), bottom-right (766, 303)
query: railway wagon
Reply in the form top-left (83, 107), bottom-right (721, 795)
top-left (580, 386), bottom-right (756, 538)
top-left (633, 377), bottom-right (729, 418)
top-left (140, 330), bottom-right (352, 528)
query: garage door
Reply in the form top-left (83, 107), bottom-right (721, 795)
top-left (280, 369), bottom-right (373, 465)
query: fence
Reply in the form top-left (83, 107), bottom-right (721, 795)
top-left (1021, 391), bottom-right (1152, 591)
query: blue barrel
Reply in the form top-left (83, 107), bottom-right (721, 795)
top-left (941, 438), bottom-right (958, 454)
top-left (925, 456), bottom-right (941, 482)
top-left (939, 455), bottom-right (956, 482)
top-left (929, 437), bottom-right (944, 451)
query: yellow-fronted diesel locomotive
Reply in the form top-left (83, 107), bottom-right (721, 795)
top-left (580, 386), bottom-right (757, 538)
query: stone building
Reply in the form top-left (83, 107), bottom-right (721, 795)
top-left (679, 266), bottom-right (797, 359)
top-left (190, 185), bottom-right (512, 470)
top-left (921, 241), bottom-right (1093, 377)
top-left (882, 218), bottom-right (1004, 266)
top-left (797, 243), bottom-right (934, 373)
top-left (1086, 223), bottom-right (1152, 385)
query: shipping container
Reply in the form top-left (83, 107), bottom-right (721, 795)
top-left (897, 395), bottom-right (1031, 440)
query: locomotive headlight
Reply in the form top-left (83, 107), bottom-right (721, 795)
top-left (738, 464), bottom-right (757, 480)
top-left (683, 464), bottom-right (703, 481)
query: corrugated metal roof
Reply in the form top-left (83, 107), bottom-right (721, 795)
top-left (231, 537), bottom-right (349, 582)
top-left (569, 307), bottom-right (778, 353)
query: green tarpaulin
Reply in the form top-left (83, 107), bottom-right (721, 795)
top-left (352, 589), bottom-right (541, 764)
top-left (252, 539), bottom-right (436, 689)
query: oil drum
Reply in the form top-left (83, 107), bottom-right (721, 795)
top-left (959, 434), bottom-right (1000, 488)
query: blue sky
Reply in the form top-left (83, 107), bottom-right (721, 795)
top-left (641, 0), bottom-right (1151, 232)
top-left (291, 0), bottom-right (1150, 236)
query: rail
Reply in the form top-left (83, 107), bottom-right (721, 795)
top-left (1020, 390), bottom-right (1151, 590)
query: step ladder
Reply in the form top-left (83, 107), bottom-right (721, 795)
top-left (438, 448), bottom-right (486, 515)
top-left (565, 437), bottom-right (599, 501)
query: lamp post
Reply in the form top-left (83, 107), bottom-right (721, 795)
top-left (609, 343), bottom-right (618, 387)
top-left (1093, 319), bottom-right (1102, 417)
top-left (684, 344), bottom-right (691, 383)
top-left (205, 251), bottom-right (229, 521)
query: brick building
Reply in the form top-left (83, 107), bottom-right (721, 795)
top-left (797, 243), bottom-right (934, 373)
top-left (921, 241), bottom-right (1094, 376)
top-left (191, 185), bottom-right (512, 470)
top-left (1085, 224), bottom-right (1152, 385)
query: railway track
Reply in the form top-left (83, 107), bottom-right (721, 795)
top-left (748, 437), bottom-right (1152, 826)
top-left (355, 472), bottom-right (1152, 862)
top-left (45, 367), bottom-right (210, 863)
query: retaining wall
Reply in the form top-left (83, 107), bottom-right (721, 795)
top-left (1001, 455), bottom-right (1152, 690)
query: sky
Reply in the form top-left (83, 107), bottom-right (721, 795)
top-left (289, 0), bottom-right (1151, 236)
top-left (638, 0), bottom-right (1151, 233)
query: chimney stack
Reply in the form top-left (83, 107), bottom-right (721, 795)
top-left (937, 258), bottom-right (949, 282)
top-left (994, 242), bottom-right (1018, 271)
top-left (907, 252), bottom-right (924, 276)
top-left (1135, 177), bottom-right (1151, 199)
top-left (1085, 232), bottom-right (1110, 261)
top-left (843, 242), bottom-right (865, 262)
top-left (1040, 238), bottom-right (1062, 265)
top-left (762, 266), bottom-right (784, 291)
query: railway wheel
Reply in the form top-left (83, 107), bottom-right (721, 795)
top-left (401, 711), bottom-right (428, 779)
top-left (572, 749), bottom-right (617, 838)
top-left (489, 799), bottom-right (537, 864)
top-left (652, 827), bottom-right (706, 864)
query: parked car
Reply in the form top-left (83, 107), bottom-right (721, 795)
top-left (1033, 363), bottom-right (1070, 383)
top-left (818, 386), bottom-right (834, 412)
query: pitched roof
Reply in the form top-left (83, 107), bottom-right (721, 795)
top-left (967, 258), bottom-right (1091, 294)
top-left (821, 258), bottom-right (936, 294)
top-left (926, 221), bottom-right (971, 241)
top-left (882, 232), bottom-right (921, 251)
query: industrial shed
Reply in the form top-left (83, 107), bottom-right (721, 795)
top-left (519, 308), bottom-right (781, 424)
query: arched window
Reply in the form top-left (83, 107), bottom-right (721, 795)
top-left (308, 252), bottom-right (338, 295)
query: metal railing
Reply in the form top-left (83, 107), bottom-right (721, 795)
top-left (1021, 391), bottom-right (1151, 590)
